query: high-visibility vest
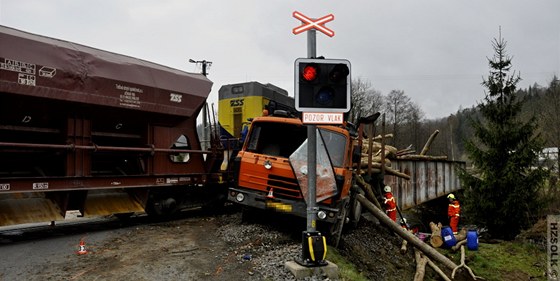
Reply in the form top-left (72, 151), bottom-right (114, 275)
top-left (384, 192), bottom-right (397, 213)
top-left (448, 200), bottom-right (460, 217)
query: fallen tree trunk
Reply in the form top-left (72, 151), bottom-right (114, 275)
top-left (357, 194), bottom-right (458, 270)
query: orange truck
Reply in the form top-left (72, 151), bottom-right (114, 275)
top-left (227, 111), bottom-right (371, 245)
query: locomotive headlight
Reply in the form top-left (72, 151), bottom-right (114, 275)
top-left (317, 210), bottom-right (327, 220)
top-left (236, 193), bottom-right (245, 202)
top-left (263, 160), bottom-right (272, 170)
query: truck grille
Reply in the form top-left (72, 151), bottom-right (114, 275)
top-left (267, 175), bottom-right (301, 199)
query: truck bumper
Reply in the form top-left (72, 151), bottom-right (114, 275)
top-left (228, 187), bottom-right (341, 224)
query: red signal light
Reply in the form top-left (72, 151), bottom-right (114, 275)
top-left (302, 65), bottom-right (318, 81)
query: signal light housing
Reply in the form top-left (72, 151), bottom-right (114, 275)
top-left (294, 58), bottom-right (351, 113)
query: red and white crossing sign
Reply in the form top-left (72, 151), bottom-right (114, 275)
top-left (292, 11), bottom-right (335, 37)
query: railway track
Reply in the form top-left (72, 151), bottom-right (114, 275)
top-left (0, 205), bottom-right (240, 245)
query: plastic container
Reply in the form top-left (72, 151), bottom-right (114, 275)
top-left (467, 230), bottom-right (479, 250)
top-left (441, 226), bottom-right (457, 248)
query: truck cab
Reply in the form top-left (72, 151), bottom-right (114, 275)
top-left (227, 111), bottom-right (359, 242)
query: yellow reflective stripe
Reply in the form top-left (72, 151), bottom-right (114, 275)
top-left (384, 197), bottom-right (395, 204)
top-left (321, 236), bottom-right (327, 260)
top-left (449, 204), bottom-right (460, 208)
top-left (308, 236), bottom-right (316, 261)
top-left (386, 208), bottom-right (396, 212)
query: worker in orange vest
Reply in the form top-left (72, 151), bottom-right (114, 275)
top-left (447, 193), bottom-right (460, 234)
top-left (383, 185), bottom-right (397, 222)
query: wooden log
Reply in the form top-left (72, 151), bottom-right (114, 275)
top-left (455, 228), bottom-right (468, 241)
top-left (401, 228), bottom-right (414, 254)
top-left (360, 156), bottom-right (391, 165)
top-left (414, 249), bottom-right (428, 281)
top-left (371, 133), bottom-right (393, 141)
top-left (361, 142), bottom-right (398, 158)
top-left (385, 166), bottom-right (411, 180)
top-left (427, 258), bottom-right (452, 281)
top-left (396, 148), bottom-right (416, 156)
top-left (429, 222), bottom-right (443, 248)
top-left (401, 239), bottom-right (408, 254)
top-left (451, 239), bottom-right (467, 252)
top-left (359, 160), bottom-right (389, 169)
top-left (358, 162), bottom-right (411, 180)
top-left (451, 245), bottom-right (483, 280)
top-left (354, 172), bottom-right (382, 209)
top-left (357, 194), bottom-right (458, 270)
top-left (367, 124), bottom-right (374, 177)
top-left (420, 129), bottom-right (440, 155)
top-left (397, 155), bottom-right (448, 161)
top-left (358, 168), bottom-right (382, 174)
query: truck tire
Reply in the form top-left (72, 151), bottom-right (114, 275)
top-left (348, 188), bottom-right (364, 229)
top-left (327, 200), bottom-right (349, 248)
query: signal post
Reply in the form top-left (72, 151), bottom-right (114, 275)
top-left (286, 11), bottom-right (350, 275)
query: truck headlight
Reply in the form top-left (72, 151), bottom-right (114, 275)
top-left (236, 193), bottom-right (245, 202)
top-left (317, 210), bottom-right (327, 220)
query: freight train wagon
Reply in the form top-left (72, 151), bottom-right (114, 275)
top-left (0, 25), bottom-right (227, 226)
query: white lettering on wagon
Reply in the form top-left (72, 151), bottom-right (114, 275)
top-left (170, 93), bottom-right (182, 103)
top-left (116, 83), bottom-right (144, 108)
top-left (32, 182), bottom-right (49, 190)
top-left (0, 58), bottom-right (35, 75)
top-left (166, 178), bottom-right (179, 184)
top-left (1, 58), bottom-right (57, 87)
top-left (0, 183), bottom-right (10, 191)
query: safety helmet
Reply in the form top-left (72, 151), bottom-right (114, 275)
top-left (384, 185), bottom-right (392, 193)
top-left (447, 193), bottom-right (456, 200)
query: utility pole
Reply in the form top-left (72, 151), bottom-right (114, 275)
top-left (189, 58), bottom-right (213, 151)
top-left (189, 59), bottom-right (212, 77)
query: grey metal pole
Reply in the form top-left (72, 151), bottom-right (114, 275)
top-left (306, 29), bottom-right (317, 233)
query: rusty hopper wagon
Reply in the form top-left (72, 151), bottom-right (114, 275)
top-left (0, 25), bottom-right (226, 226)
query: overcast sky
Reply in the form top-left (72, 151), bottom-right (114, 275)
top-left (1, 1), bottom-right (559, 119)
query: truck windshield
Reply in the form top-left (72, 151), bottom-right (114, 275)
top-left (318, 128), bottom-right (346, 167)
top-left (245, 122), bottom-right (347, 167)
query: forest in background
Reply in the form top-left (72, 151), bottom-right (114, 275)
top-left (349, 76), bottom-right (560, 173)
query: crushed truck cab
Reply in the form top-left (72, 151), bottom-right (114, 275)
top-left (228, 112), bottom-right (360, 242)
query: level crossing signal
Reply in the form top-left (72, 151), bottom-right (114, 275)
top-left (294, 58), bottom-right (351, 113)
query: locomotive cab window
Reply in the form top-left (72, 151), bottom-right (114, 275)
top-left (170, 135), bottom-right (190, 163)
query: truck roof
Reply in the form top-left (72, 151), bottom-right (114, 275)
top-left (0, 25), bottom-right (212, 118)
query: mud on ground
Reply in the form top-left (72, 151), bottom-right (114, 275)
top-left (3, 206), bottom-right (443, 280)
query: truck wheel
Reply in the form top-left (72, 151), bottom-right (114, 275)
top-left (328, 204), bottom-right (348, 248)
top-left (349, 189), bottom-right (364, 229)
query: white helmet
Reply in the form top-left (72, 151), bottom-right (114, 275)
top-left (384, 185), bottom-right (392, 193)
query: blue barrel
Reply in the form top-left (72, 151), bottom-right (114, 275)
top-left (441, 226), bottom-right (457, 248)
top-left (467, 230), bottom-right (479, 250)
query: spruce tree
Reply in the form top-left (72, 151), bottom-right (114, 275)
top-left (459, 33), bottom-right (547, 240)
